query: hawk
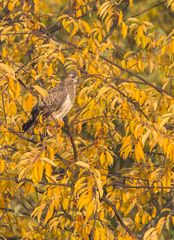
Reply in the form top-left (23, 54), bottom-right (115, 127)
top-left (22, 72), bottom-right (78, 132)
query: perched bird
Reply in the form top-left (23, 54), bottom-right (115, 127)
top-left (22, 71), bottom-right (78, 132)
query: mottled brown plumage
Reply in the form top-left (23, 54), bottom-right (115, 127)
top-left (22, 72), bottom-right (78, 132)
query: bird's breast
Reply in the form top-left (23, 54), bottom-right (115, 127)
top-left (52, 94), bottom-right (73, 119)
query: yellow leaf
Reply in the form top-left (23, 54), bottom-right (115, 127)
top-left (8, 101), bottom-right (17, 116)
top-left (47, 64), bottom-right (53, 77)
top-left (8, 77), bottom-right (16, 92)
top-left (88, 63), bottom-right (98, 74)
top-left (0, 159), bottom-right (5, 174)
top-left (156, 217), bottom-right (166, 235)
top-left (142, 129), bottom-right (151, 146)
top-left (70, 22), bottom-right (79, 37)
top-left (118, 11), bottom-right (123, 26)
top-left (8, 2), bottom-right (14, 11)
top-left (76, 9), bottom-right (82, 18)
top-left (135, 141), bottom-right (145, 162)
top-left (105, 151), bottom-right (113, 166)
top-left (94, 169), bottom-right (103, 198)
top-left (120, 135), bottom-right (132, 159)
top-left (8, 81), bottom-right (20, 100)
top-left (62, 198), bottom-right (69, 211)
top-left (142, 213), bottom-right (148, 225)
top-left (76, 161), bottom-right (90, 169)
top-left (99, 2), bottom-right (110, 19)
top-left (0, 63), bottom-right (15, 76)
top-left (48, 147), bottom-right (55, 160)
top-left (129, 0), bottom-right (133, 6)
top-left (122, 22), bottom-right (128, 39)
top-left (100, 151), bottom-right (105, 165)
top-left (23, 93), bottom-right (35, 112)
top-left (16, 82), bottom-right (21, 98)
top-left (172, 216), bottom-right (174, 225)
top-left (42, 157), bottom-right (56, 167)
top-left (33, 160), bottom-right (43, 183)
top-left (127, 18), bottom-right (139, 23)
top-left (2, 48), bottom-right (7, 58)
top-left (135, 212), bottom-right (140, 224)
top-left (152, 207), bottom-right (157, 218)
top-left (97, 87), bottom-right (112, 101)
top-left (78, 196), bottom-right (90, 211)
top-left (143, 228), bottom-right (158, 240)
top-left (96, 177), bottom-right (103, 198)
top-left (59, 52), bottom-right (64, 64)
top-left (45, 162), bottom-right (52, 179)
top-left (31, 204), bottom-right (46, 223)
top-left (74, 177), bottom-right (86, 194)
top-left (143, 21), bottom-right (153, 28)
top-left (33, 85), bottom-right (48, 97)
top-left (85, 201), bottom-right (94, 221)
top-left (81, 20), bottom-right (91, 33)
top-left (8, 78), bottom-right (20, 99)
top-left (49, 217), bottom-right (59, 231)
top-left (167, 0), bottom-right (174, 8)
top-left (93, 228), bottom-right (100, 240)
top-left (43, 202), bottom-right (54, 224)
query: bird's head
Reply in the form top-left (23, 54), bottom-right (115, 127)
top-left (64, 71), bottom-right (78, 86)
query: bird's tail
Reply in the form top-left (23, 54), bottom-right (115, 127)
top-left (22, 105), bottom-right (40, 132)
top-left (22, 118), bottom-right (35, 132)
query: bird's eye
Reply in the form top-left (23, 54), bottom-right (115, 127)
top-left (71, 74), bottom-right (77, 79)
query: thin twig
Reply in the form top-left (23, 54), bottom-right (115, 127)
top-left (129, 0), bottom-right (167, 18)
top-left (137, 195), bottom-right (174, 238)
top-left (8, 128), bottom-right (37, 144)
top-left (108, 81), bottom-right (149, 120)
top-left (102, 196), bottom-right (134, 237)
top-left (64, 119), bottom-right (78, 162)
top-left (55, 153), bottom-right (76, 175)
top-left (105, 182), bottom-right (174, 190)
top-left (1, 90), bottom-right (7, 124)
top-left (100, 56), bottom-right (173, 98)
top-left (54, 36), bottom-right (174, 100)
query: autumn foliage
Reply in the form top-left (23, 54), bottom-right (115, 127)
top-left (0, 0), bottom-right (174, 239)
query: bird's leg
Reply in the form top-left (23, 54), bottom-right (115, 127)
top-left (62, 116), bottom-right (68, 133)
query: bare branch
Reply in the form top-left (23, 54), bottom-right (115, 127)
top-left (8, 128), bottom-right (37, 144)
top-left (102, 196), bottom-right (135, 237)
top-left (130, 0), bottom-right (167, 18)
top-left (137, 195), bottom-right (174, 238)
top-left (55, 153), bottom-right (76, 175)
top-left (1, 90), bottom-right (7, 124)
top-left (100, 56), bottom-right (173, 98)
top-left (64, 119), bottom-right (78, 162)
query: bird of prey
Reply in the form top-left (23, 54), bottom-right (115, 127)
top-left (22, 72), bottom-right (78, 132)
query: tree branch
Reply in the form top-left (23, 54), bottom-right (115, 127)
top-left (63, 119), bottom-right (78, 162)
top-left (130, 0), bottom-right (167, 18)
top-left (102, 196), bottom-right (135, 237)
top-left (1, 90), bottom-right (7, 124)
top-left (100, 56), bottom-right (173, 98)
top-left (8, 128), bottom-right (37, 144)
top-left (137, 195), bottom-right (174, 239)
top-left (55, 153), bottom-right (76, 175)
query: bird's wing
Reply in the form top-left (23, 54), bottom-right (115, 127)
top-left (22, 104), bottom-right (40, 131)
top-left (22, 83), bottom-right (67, 131)
top-left (38, 83), bottom-right (67, 117)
